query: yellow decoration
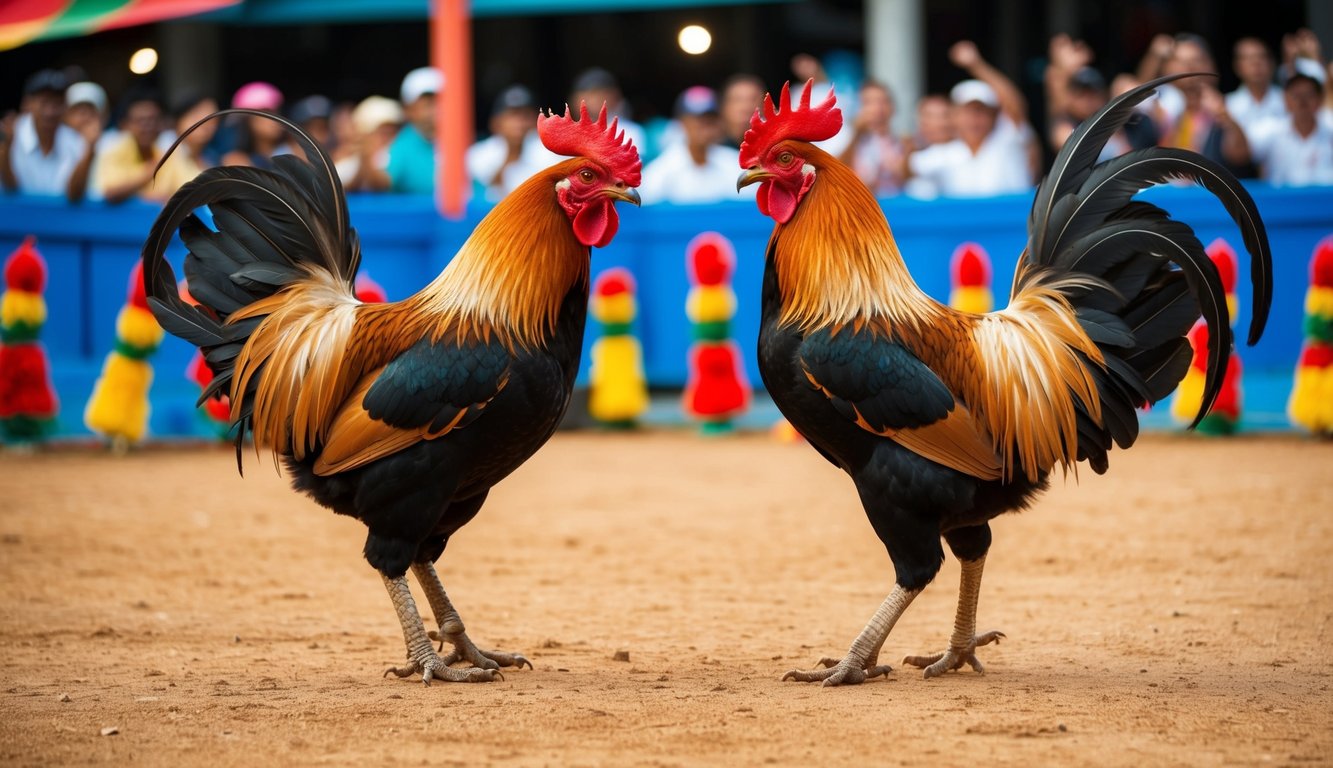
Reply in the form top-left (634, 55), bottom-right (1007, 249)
top-left (1289, 364), bottom-right (1333, 434)
top-left (591, 292), bottom-right (636, 325)
top-left (588, 335), bottom-right (648, 423)
top-left (117, 305), bottom-right (165, 349)
top-left (949, 285), bottom-right (993, 315)
top-left (686, 285), bottom-right (736, 324)
top-left (1169, 363), bottom-right (1207, 423)
top-left (84, 353), bottom-right (155, 443)
top-left (1306, 286), bottom-right (1333, 318)
top-left (1, 290), bottom-right (46, 327)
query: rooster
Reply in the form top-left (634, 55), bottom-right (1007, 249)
top-left (736, 77), bottom-right (1271, 686)
top-left (142, 104), bottom-right (641, 684)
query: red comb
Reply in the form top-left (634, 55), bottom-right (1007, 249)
top-left (538, 101), bottom-right (641, 186)
top-left (739, 79), bottom-right (842, 168)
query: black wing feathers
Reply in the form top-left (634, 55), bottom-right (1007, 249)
top-left (799, 329), bottom-right (955, 432)
top-left (364, 338), bottom-right (511, 433)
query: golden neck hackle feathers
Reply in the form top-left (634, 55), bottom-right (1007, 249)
top-left (409, 159), bottom-right (590, 349)
top-left (770, 145), bottom-right (941, 336)
top-left (770, 145), bottom-right (1104, 483)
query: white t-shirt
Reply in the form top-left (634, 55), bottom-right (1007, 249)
top-left (907, 115), bottom-right (1034, 198)
top-left (465, 132), bottom-right (559, 201)
top-left (639, 142), bottom-right (752, 205)
top-left (1247, 117), bottom-right (1333, 187)
top-left (8, 113), bottom-right (87, 196)
top-left (1226, 84), bottom-right (1287, 136)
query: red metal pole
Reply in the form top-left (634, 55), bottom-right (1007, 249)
top-left (431, 0), bottom-right (472, 219)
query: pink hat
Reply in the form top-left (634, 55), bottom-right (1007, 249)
top-left (232, 81), bottom-right (283, 111)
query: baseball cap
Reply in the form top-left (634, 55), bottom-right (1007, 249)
top-left (572, 67), bottom-right (618, 93)
top-left (66, 81), bottom-right (108, 112)
top-left (1069, 66), bottom-right (1106, 92)
top-left (24, 69), bottom-right (69, 97)
top-left (674, 85), bottom-right (719, 117)
top-left (290, 95), bottom-right (332, 125)
top-left (232, 81), bottom-right (283, 111)
top-left (491, 84), bottom-right (535, 116)
top-left (400, 67), bottom-right (443, 105)
top-left (352, 95), bottom-right (404, 135)
top-left (950, 79), bottom-right (998, 108)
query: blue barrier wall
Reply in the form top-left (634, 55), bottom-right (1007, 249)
top-left (1, 184), bottom-right (1329, 438)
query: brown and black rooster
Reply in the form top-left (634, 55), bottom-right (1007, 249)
top-left (142, 105), bottom-right (641, 684)
top-left (736, 77), bottom-right (1271, 686)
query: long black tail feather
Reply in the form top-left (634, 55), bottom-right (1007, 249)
top-left (140, 109), bottom-right (359, 469)
top-left (1020, 74), bottom-right (1273, 471)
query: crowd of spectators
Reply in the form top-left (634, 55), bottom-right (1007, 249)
top-left (1, 25), bottom-right (1330, 207)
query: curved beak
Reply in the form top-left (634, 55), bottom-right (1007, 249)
top-left (737, 167), bottom-right (772, 192)
top-left (604, 186), bottom-right (641, 206)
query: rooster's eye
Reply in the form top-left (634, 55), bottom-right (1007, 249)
top-left (777, 151), bottom-right (794, 166)
top-left (579, 169), bottom-right (595, 183)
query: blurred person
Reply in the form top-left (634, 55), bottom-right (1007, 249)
top-left (158, 90), bottom-right (221, 169)
top-left (639, 86), bottom-right (745, 204)
top-left (1045, 35), bottom-right (1157, 158)
top-left (334, 95), bottom-right (402, 191)
top-left (377, 66), bottom-right (442, 194)
top-left (912, 94), bottom-right (954, 148)
top-left (837, 79), bottom-right (906, 196)
top-left (1158, 34), bottom-right (1253, 175)
top-left (290, 95), bottom-right (333, 150)
top-left (65, 81), bottom-right (116, 154)
top-left (791, 53), bottom-right (851, 156)
top-left (0, 69), bottom-right (96, 201)
top-left (720, 73), bottom-right (764, 149)
top-left (1227, 38), bottom-right (1286, 136)
top-left (466, 84), bottom-right (546, 201)
top-left (95, 88), bottom-right (195, 204)
top-left (1247, 74), bottom-right (1333, 186)
top-left (906, 41), bottom-right (1036, 198)
top-left (1279, 28), bottom-right (1326, 85)
top-left (571, 67), bottom-right (645, 156)
top-left (222, 81), bottom-right (294, 169)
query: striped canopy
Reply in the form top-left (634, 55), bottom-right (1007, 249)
top-left (0, 0), bottom-right (241, 51)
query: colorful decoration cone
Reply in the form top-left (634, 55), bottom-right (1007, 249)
top-left (1171, 239), bottom-right (1242, 434)
top-left (354, 272), bottom-right (388, 304)
top-left (588, 268), bottom-right (649, 428)
top-left (0, 236), bottom-right (58, 443)
top-left (683, 232), bottom-right (749, 434)
top-left (948, 242), bottom-right (993, 314)
top-left (1289, 236), bottom-right (1333, 436)
top-left (84, 260), bottom-right (163, 451)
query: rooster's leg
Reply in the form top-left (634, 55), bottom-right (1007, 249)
top-left (782, 585), bottom-right (920, 686)
top-left (412, 561), bottom-right (532, 671)
top-left (381, 574), bottom-right (500, 684)
top-left (902, 556), bottom-right (1005, 677)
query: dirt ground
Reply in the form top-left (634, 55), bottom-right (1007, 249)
top-left (1, 431), bottom-right (1331, 767)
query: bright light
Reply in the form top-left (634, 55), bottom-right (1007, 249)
top-left (129, 47), bottom-right (158, 75)
top-left (678, 25), bottom-right (711, 55)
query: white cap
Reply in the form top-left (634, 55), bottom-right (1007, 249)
top-left (400, 67), bottom-right (443, 105)
top-left (352, 95), bottom-right (405, 134)
top-left (66, 81), bottom-right (107, 113)
top-left (1293, 57), bottom-right (1327, 84)
top-left (950, 79), bottom-right (998, 108)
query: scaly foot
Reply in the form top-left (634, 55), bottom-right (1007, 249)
top-left (429, 630), bottom-right (532, 671)
top-left (903, 630), bottom-right (1005, 678)
top-left (384, 647), bottom-right (501, 685)
top-left (782, 654), bottom-right (893, 686)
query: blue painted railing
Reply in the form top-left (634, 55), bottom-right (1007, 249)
top-left (1, 184), bottom-right (1329, 438)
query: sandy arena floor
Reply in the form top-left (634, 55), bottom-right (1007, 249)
top-left (1, 431), bottom-right (1331, 767)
